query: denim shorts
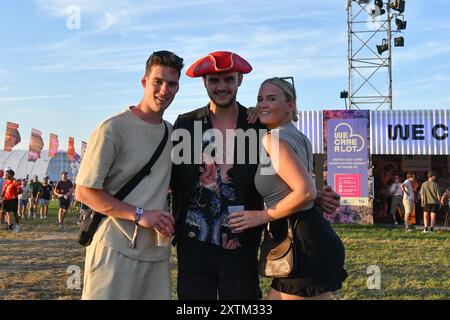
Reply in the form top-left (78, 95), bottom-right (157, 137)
top-left (19, 199), bottom-right (28, 207)
top-left (39, 199), bottom-right (50, 206)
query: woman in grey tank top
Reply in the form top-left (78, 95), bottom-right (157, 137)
top-left (229, 77), bottom-right (347, 300)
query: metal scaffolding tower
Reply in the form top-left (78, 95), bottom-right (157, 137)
top-left (345, 0), bottom-right (406, 110)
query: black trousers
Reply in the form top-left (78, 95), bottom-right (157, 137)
top-left (176, 240), bottom-right (261, 300)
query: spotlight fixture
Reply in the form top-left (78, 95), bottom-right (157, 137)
top-left (395, 16), bottom-right (407, 30)
top-left (354, 0), bottom-right (371, 4)
top-left (371, 0), bottom-right (386, 16)
top-left (390, 0), bottom-right (405, 13)
top-left (377, 38), bottom-right (389, 54)
top-left (375, 0), bottom-right (384, 9)
top-left (340, 90), bottom-right (349, 109)
top-left (394, 36), bottom-right (404, 47)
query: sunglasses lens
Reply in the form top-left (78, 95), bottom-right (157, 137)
top-left (280, 77), bottom-right (296, 100)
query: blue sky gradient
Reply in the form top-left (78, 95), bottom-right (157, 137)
top-left (1, 0), bottom-right (450, 152)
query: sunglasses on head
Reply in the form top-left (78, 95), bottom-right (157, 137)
top-left (279, 76), bottom-right (296, 101)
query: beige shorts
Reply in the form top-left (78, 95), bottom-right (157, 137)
top-left (82, 241), bottom-right (171, 300)
top-left (403, 200), bottom-right (415, 214)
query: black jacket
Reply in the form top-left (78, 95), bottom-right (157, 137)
top-left (171, 103), bottom-right (266, 248)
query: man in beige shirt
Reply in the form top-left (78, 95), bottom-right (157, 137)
top-left (420, 171), bottom-right (441, 233)
top-left (76, 51), bottom-right (183, 299)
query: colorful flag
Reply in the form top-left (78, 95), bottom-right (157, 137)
top-left (28, 128), bottom-right (44, 162)
top-left (80, 141), bottom-right (87, 160)
top-left (67, 137), bottom-right (75, 161)
top-left (4, 122), bottom-right (21, 151)
top-left (48, 133), bottom-right (59, 158)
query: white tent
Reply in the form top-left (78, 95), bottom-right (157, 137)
top-left (0, 150), bottom-right (80, 182)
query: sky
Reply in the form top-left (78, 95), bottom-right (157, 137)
top-left (1, 0), bottom-right (450, 153)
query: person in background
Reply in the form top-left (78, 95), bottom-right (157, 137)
top-left (53, 171), bottom-right (74, 230)
top-left (0, 169), bottom-right (5, 224)
top-left (77, 203), bottom-right (91, 225)
top-left (440, 186), bottom-right (450, 227)
top-left (1, 168), bottom-right (22, 232)
top-left (29, 175), bottom-right (42, 218)
top-left (401, 172), bottom-right (415, 232)
top-left (388, 175), bottom-right (404, 225)
top-left (18, 180), bottom-right (31, 219)
top-left (420, 171), bottom-right (441, 233)
top-left (39, 176), bottom-right (53, 219)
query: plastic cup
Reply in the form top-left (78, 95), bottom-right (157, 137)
top-left (155, 211), bottom-right (173, 246)
top-left (156, 232), bottom-right (172, 246)
top-left (228, 205), bottom-right (244, 233)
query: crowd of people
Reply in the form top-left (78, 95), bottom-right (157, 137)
top-left (387, 170), bottom-right (450, 232)
top-left (0, 169), bottom-right (83, 232)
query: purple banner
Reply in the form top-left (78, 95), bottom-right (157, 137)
top-left (324, 110), bottom-right (371, 224)
top-left (327, 118), bottom-right (369, 205)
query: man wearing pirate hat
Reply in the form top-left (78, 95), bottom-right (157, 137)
top-left (171, 51), bottom-right (264, 299)
top-left (171, 51), bottom-right (342, 300)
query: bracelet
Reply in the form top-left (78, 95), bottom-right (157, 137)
top-left (134, 207), bottom-right (144, 224)
top-left (131, 207), bottom-right (144, 249)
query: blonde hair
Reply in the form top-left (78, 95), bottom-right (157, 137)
top-left (261, 77), bottom-right (299, 122)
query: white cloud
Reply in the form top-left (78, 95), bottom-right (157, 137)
top-left (0, 95), bottom-right (71, 103)
top-left (398, 74), bottom-right (450, 87)
top-left (31, 61), bottom-right (142, 73)
top-left (33, 0), bottom-right (223, 32)
top-left (96, 89), bottom-right (141, 95)
top-left (397, 41), bottom-right (450, 63)
top-left (78, 105), bottom-right (124, 110)
top-left (31, 64), bottom-right (66, 72)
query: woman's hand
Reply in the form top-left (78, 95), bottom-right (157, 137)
top-left (228, 210), bottom-right (270, 232)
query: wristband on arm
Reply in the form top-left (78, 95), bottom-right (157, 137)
top-left (130, 207), bottom-right (144, 249)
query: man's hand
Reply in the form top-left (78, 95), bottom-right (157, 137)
top-left (317, 185), bottom-right (341, 214)
top-left (246, 106), bottom-right (259, 124)
top-left (139, 210), bottom-right (174, 237)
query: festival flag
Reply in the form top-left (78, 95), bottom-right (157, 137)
top-left (80, 141), bottom-right (87, 160)
top-left (67, 137), bottom-right (75, 161)
top-left (4, 122), bottom-right (21, 151)
top-left (48, 133), bottom-right (59, 158)
top-left (28, 128), bottom-right (44, 162)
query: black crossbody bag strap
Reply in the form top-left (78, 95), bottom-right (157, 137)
top-left (78, 121), bottom-right (169, 246)
top-left (114, 121), bottom-right (169, 200)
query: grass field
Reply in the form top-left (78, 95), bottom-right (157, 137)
top-left (0, 202), bottom-right (449, 300)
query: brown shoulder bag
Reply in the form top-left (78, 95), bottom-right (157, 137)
top-left (258, 218), bottom-right (298, 278)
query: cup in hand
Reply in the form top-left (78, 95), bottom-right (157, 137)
top-left (155, 211), bottom-right (173, 247)
top-left (228, 205), bottom-right (244, 233)
top-left (156, 232), bottom-right (172, 246)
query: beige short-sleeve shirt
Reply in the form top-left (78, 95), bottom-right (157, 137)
top-left (76, 107), bottom-right (173, 261)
